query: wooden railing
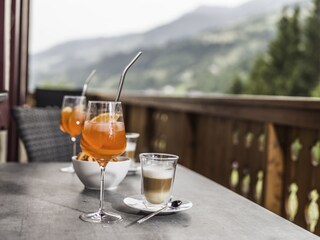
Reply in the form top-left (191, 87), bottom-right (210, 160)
top-left (92, 93), bottom-right (320, 235)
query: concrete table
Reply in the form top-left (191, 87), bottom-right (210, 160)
top-left (0, 163), bottom-right (318, 240)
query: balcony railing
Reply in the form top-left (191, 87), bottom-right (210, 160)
top-left (91, 93), bottom-right (320, 235)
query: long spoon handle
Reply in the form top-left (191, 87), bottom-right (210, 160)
top-left (137, 206), bottom-right (166, 224)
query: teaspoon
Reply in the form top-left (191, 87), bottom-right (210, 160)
top-left (137, 200), bottom-right (182, 224)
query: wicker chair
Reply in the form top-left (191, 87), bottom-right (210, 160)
top-left (12, 106), bottom-right (78, 162)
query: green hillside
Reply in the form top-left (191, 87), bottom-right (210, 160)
top-left (88, 14), bottom-right (276, 94)
top-left (30, 0), bottom-right (307, 95)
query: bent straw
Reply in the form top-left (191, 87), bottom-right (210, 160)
top-left (115, 51), bottom-right (142, 102)
top-left (81, 69), bottom-right (96, 96)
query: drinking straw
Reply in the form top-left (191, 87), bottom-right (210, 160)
top-left (115, 51), bottom-right (142, 102)
top-left (81, 69), bottom-right (96, 96)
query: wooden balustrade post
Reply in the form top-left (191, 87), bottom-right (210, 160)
top-left (264, 123), bottom-right (284, 215)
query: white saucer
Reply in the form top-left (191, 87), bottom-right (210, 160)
top-left (123, 195), bottom-right (192, 213)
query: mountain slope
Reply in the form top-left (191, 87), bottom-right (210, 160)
top-left (87, 13), bottom-right (276, 94)
top-left (29, 0), bottom-right (307, 93)
top-left (143, 0), bottom-right (304, 45)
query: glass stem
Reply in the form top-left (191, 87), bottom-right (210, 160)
top-left (99, 166), bottom-right (106, 213)
top-left (71, 137), bottom-right (76, 156)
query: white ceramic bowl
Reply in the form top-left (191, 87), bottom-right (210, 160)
top-left (72, 156), bottom-right (131, 190)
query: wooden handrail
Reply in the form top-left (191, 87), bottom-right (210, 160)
top-left (93, 93), bottom-right (320, 129)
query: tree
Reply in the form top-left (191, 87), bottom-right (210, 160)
top-left (239, 6), bottom-right (303, 96)
top-left (303, 0), bottom-right (320, 96)
top-left (230, 76), bottom-right (244, 94)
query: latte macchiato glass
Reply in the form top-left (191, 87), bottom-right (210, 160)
top-left (125, 133), bottom-right (140, 165)
top-left (140, 153), bottom-right (178, 208)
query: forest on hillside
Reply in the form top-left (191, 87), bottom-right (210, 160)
top-left (231, 0), bottom-right (320, 97)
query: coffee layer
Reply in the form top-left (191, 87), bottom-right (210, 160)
top-left (143, 165), bottom-right (174, 179)
top-left (142, 165), bottom-right (175, 204)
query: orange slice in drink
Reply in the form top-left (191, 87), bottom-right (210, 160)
top-left (62, 106), bottom-right (72, 114)
top-left (90, 113), bottom-right (120, 123)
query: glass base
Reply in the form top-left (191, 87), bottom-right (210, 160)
top-left (60, 164), bottom-right (74, 173)
top-left (80, 210), bottom-right (122, 223)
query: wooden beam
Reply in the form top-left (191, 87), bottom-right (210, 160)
top-left (0, 0), bottom-right (5, 90)
top-left (94, 94), bottom-right (320, 130)
top-left (7, 0), bottom-right (30, 162)
top-left (264, 124), bottom-right (284, 215)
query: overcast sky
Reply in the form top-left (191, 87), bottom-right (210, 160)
top-left (30, 0), bottom-right (250, 53)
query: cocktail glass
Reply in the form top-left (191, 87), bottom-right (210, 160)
top-left (80, 101), bottom-right (126, 223)
top-left (59, 95), bottom-right (86, 173)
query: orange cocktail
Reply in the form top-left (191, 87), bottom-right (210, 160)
top-left (79, 101), bottom-right (126, 224)
top-left (60, 106), bottom-right (86, 137)
top-left (59, 95), bottom-right (86, 173)
top-left (81, 117), bottom-right (126, 166)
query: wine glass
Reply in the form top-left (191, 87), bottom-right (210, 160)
top-left (59, 95), bottom-right (87, 173)
top-left (80, 101), bottom-right (126, 223)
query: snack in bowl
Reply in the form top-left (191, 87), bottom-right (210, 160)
top-left (72, 152), bottom-right (130, 190)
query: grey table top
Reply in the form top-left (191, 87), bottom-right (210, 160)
top-left (0, 163), bottom-right (318, 240)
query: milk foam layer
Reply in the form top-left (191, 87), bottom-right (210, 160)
top-left (126, 142), bottom-right (136, 151)
top-left (145, 191), bottom-right (170, 204)
top-left (143, 165), bottom-right (174, 179)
